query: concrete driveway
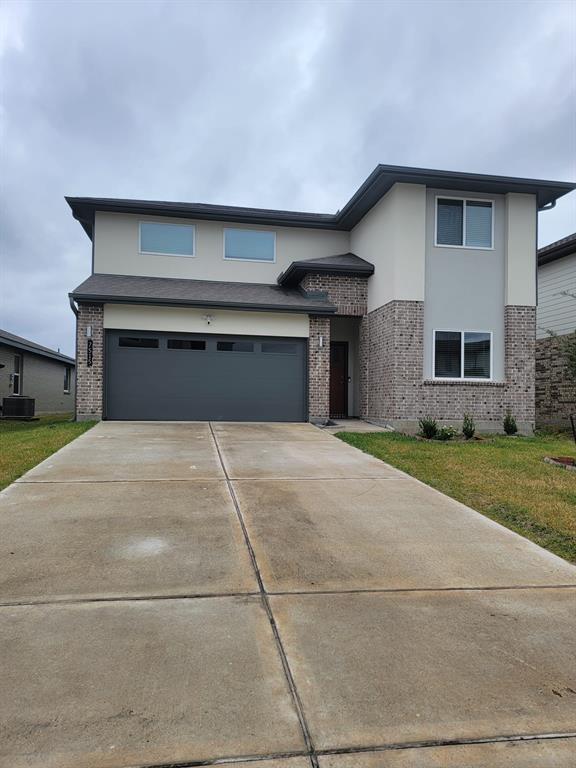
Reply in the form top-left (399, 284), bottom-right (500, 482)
top-left (1, 421), bottom-right (575, 767)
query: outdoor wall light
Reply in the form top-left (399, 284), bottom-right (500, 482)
top-left (202, 314), bottom-right (214, 325)
top-left (319, 335), bottom-right (324, 348)
top-left (85, 325), bottom-right (92, 338)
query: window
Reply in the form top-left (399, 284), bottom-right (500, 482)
top-left (224, 228), bottom-right (275, 262)
top-left (140, 222), bottom-right (195, 257)
top-left (261, 342), bottom-right (298, 354)
top-left (12, 354), bottom-right (22, 395)
top-left (436, 198), bottom-right (493, 249)
top-left (118, 337), bottom-right (159, 348)
top-left (167, 339), bottom-right (206, 350)
top-left (434, 331), bottom-right (491, 380)
top-left (217, 341), bottom-right (254, 352)
top-left (64, 366), bottom-right (72, 393)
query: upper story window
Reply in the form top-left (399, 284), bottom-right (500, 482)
top-left (434, 330), bottom-right (492, 380)
top-left (224, 228), bottom-right (276, 262)
top-left (139, 222), bottom-right (195, 257)
top-left (435, 197), bottom-right (493, 249)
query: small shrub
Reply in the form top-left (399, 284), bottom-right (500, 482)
top-left (503, 410), bottom-right (518, 436)
top-left (419, 416), bottom-right (438, 439)
top-left (462, 413), bottom-right (476, 440)
top-left (436, 425), bottom-right (457, 441)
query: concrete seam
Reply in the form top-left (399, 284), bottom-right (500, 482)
top-left (208, 422), bottom-right (319, 768)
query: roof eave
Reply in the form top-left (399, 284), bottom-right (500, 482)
top-left (278, 262), bottom-right (374, 288)
top-left (69, 292), bottom-right (337, 315)
top-left (0, 336), bottom-right (75, 366)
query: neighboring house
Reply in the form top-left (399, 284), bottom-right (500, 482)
top-left (536, 233), bottom-right (576, 428)
top-left (67, 165), bottom-right (575, 432)
top-left (0, 329), bottom-right (76, 415)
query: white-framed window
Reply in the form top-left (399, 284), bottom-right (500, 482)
top-left (435, 197), bottom-right (493, 249)
top-left (224, 228), bottom-right (276, 262)
top-left (12, 354), bottom-right (22, 395)
top-left (433, 330), bottom-right (492, 380)
top-left (63, 366), bottom-right (72, 393)
top-left (139, 221), bottom-right (195, 257)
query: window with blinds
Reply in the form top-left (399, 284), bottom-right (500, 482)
top-left (436, 198), bottom-right (493, 248)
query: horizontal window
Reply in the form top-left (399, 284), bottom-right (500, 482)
top-left (140, 222), bottom-right (195, 256)
top-left (167, 339), bottom-right (206, 351)
top-left (224, 228), bottom-right (275, 262)
top-left (118, 337), bottom-right (159, 348)
top-left (261, 342), bottom-right (298, 354)
top-left (217, 341), bottom-right (254, 352)
top-left (434, 330), bottom-right (491, 379)
top-left (436, 198), bottom-right (493, 248)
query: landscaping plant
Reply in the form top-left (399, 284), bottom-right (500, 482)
top-left (436, 425), bottom-right (457, 441)
top-left (418, 416), bottom-right (438, 439)
top-left (462, 413), bottom-right (476, 439)
top-left (503, 410), bottom-right (518, 436)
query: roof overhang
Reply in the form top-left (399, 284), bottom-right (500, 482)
top-left (538, 233), bottom-right (576, 266)
top-left (0, 333), bottom-right (75, 365)
top-left (66, 165), bottom-right (576, 240)
top-left (278, 255), bottom-right (375, 288)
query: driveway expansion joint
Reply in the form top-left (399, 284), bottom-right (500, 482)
top-left (209, 422), bottom-right (319, 768)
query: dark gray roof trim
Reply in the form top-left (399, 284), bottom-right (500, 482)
top-left (538, 232), bottom-right (576, 266)
top-left (70, 274), bottom-right (337, 315)
top-left (278, 253), bottom-right (374, 287)
top-left (66, 164), bottom-right (576, 239)
top-left (0, 329), bottom-right (75, 365)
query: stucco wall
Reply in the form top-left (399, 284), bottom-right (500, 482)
top-left (94, 212), bottom-right (350, 283)
top-left (0, 344), bottom-right (75, 414)
top-left (505, 193), bottom-right (537, 307)
top-left (423, 188), bottom-right (506, 381)
top-left (350, 183), bottom-right (426, 311)
top-left (103, 304), bottom-right (310, 337)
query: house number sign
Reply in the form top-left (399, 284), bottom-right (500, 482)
top-left (87, 339), bottom-right (93, 367)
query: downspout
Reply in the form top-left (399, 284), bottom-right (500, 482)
top-left (69, 295), bottom-right (78, 421)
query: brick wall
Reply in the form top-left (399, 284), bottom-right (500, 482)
top-left (308, 316), bottom-right (331, 421)
top-left (75, 303), bottom-right (104, 421)
top-left (363, 301), bottom-right (536, 432)
top-left (536, 332), bottom-right (576, 428)
top-left (301, 274), bottom-right (368, 316)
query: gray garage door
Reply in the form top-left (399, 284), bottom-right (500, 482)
top-left (105, 330), bottom-right (307, 421)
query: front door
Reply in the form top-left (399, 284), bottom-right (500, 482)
top-left (330, 341), bottom-right (348, 419)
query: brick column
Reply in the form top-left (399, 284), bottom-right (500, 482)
top-left (75, 303), bottom-right (104, 421)
top-left (308, 316), bottom-right (330, 422)
top-left (504, 305), bottom-right (536, 430)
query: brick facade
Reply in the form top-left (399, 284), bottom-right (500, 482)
top-left (308, 315), bottom-right (331, 421)
top-left (536, 332), bottom-right (576, 428)
top-left (361, 301), bottom-right (536, 432)
top-left (301, 274), bottom-right (368, 316)
top-left (75, 303), bottom-right (104, 421)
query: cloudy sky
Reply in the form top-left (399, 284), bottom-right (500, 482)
top-left (1, 0), bottom-right (575, 356)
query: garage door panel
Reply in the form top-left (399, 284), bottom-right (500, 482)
top-left (105, 331), bottom-right (307, 422)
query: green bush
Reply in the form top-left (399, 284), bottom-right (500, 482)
top-left (462, 413), bottom-right (476, 439)
top-left (436, 425), bottom-right (457, 441)
top-left (503, 410), bottom-right (518, 436)
top-left (418, 416), bottom-right (438, 439)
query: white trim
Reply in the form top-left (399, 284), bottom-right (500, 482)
top-left (12, 353), bottom-right (22, 395)
top-left (139, 221), bottom-right (196, 258)
top-left (63, 365), bottom-right (71, 394)
top-left (223, 227), bottom-right (277, 263)
top-left (432, 328), bottom-right (493, 381)
top-left (434, 195), bottom-right (494, 250)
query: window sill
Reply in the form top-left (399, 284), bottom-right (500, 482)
top-left (423, 379), bottom-right (505, 388)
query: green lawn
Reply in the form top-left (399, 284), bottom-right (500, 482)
top-left (337, 430), bottom-right (576, 563)
top-left (0, 414), bottom-right (95, 491)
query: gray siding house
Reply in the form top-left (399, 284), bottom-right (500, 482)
top-left (67, 165), bottom-right (575, 432)
top-left (536, 233), bottom-right (576, 428)
top-left (0, 330), bottom-right (76, 415)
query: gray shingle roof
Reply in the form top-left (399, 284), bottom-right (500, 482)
top-left (277, 252), bottom-right (374, 287)
top-left (70, 273), bottom-right (337, 314)
top-left (538, 232), bottom-right (576, 266)
top-left (0, 329), bottom-right (75, 365)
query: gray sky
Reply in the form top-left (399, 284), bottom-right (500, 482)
top-left (1, 0), bottom-right (575, 357)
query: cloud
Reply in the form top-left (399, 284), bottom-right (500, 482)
top-left (0, 0), bottom-right (574, 355)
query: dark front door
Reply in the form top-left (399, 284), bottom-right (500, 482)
top-left (330, 341), bottom-right (348, 419)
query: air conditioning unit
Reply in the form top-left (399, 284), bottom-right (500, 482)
top-left (2, 396), bottom-right (36, 418)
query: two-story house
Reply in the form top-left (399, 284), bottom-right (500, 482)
top-left (536, 232), bottom-right (576, 429)
top-left (67, 165), bottom-right (575, 432)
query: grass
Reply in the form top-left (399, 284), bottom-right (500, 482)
top-left (337, 430), bottom-right (576, 563)
top-left (0, 414), bottom-right (95, 491)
